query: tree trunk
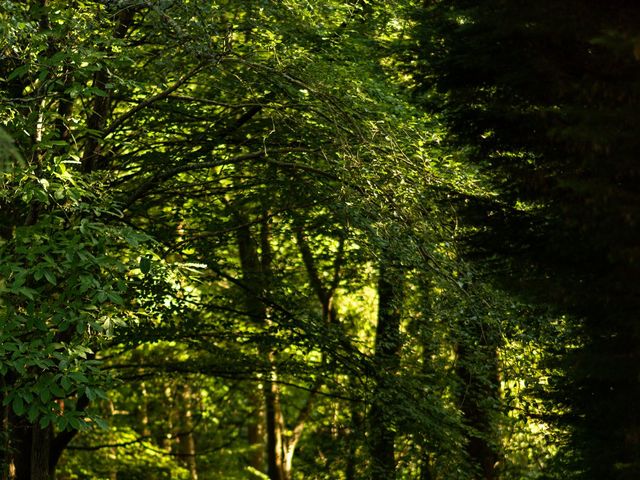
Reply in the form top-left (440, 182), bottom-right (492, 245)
top-left (236, 216), bottom-right (285, 480)
top-left (264, 378), bottom-right (284, 480)
top-left (345, 394), bottom-right (362, 480)
top-left (368, 250), bottom-right (404, 480)
top-left (106, 400), bottom-right (118, 480)
top-left (4, 417), bottom-right (55, 480)
top-left (247, 387), bottom-right (265, 472)
top-left (456, 334), bottom-right (500, 479)
top-left (419, 287), bottom-right (434, 480)
top-left (6, 412), bottom-right (31, 480)
top-left (419, 450), bottom-right (433, 480)
top-left (178, 385), bottom-right (198, 480)
top-left (30, 425), bottom-right (51, 480)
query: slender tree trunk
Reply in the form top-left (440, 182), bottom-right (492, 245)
top-left (236, 216), bottom-right (344, 480)
top-left (1, 388), bottom-right (9, 480)
top-left (162, 384), bottom-right (176, 451)
top-left (419, 450), bottom-right (433, 480)
top-left (236, 216), bottom-right (284, 480)
top-left (282, 445), bottom-right (295, 480)
top-left (139, 382), bottom-right (151, 438)
top-left (345, 395), bottom-right (361, 480)
top-left (368, 250), bottom-right (404, 480)
top-left (264, 378), bottom-right (284, 480)
top-left (106, 400), bottom-right (118, 480)
top-left (247, 388), bottom-right (265, 472)
top-left (456, 330), bottom-right (500, 479)
top-left (287, 225), bottom-right (344, 480)
top-left (178, 385), bottom-right (198, 480)
top-left (419, 286), bottom-right (434, 480)
top-left (80, 5), bottom-right (135, 173)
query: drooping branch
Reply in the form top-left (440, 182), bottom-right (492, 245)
top-left (104, 62), bottom-right (209, 138)
top-left (67, 435), bottom-right (236, 457)
top-left (330, 234), bottom-right (346, 296)
top-left (288, 378), bottom-right (323, 449)
top-left (66, 436), bottom-right (151, 452)
top-left (124, 147), bottom-right (315, 207)
top-left (295, 229), bottom-right (328, 304)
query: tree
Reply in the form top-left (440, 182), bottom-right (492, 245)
top-left (410, 1), bottom-right (640, 478)
top-left (3, 1), bottom-right (565, 479)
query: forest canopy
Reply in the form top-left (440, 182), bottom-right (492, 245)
top-left (1, 1), bottom-right (640, 479)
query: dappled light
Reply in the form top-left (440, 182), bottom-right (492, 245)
top-left (1, 1), bottom-right (638, 479)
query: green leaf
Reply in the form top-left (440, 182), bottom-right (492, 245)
top-left (54, 415), bottom-right (68, 431)
top-left (50, 382), bottom-right (65, 398)
top-left (107, 292), bottom-right (123, 305)
top-left (39, 416), bottom-right (51, 429)
top-left (27, 404), bottom-right (39, 423)
top-left (40, 388), bottom-right (52, 403)
top-left (12, 271), bottom-right (27, 288)
top-left (68, 416), bottom-right (83, 430)
top-left (69, 372), bottom-right (88, 383)
top-left (140, 256), bottom-right (151, 274)
top-left (85, 387), bottom-right (96, 401)
top-left (12, 396), bottom-right (25, 416)
top-left (7, 64), bottom-right (29, 81)
top-left (87, 86), bottom-right (107, 97)
top-left (16, 287), bottom-right (36, 300)
top-left (61, 376), bottom-right (72, 392)
top-left (44, 270), bottom-right (57, 286)
top-left (93, 416), bottom-right (108, 430)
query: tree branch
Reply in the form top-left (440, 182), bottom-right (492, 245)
top-left (49, 394), bottom-right (90, 469)
top-left (67, 436), bottom-right (150, 451)
top-left (288, 378), bottom-right (323, 449)
top-left (295, 228), bottom-right (328, 304)
top-left (329, 233), bottom-right (346, 295)
top-left (124, 147), bottom-right (315, 207)
top-left (104, 62), bottom-right (208, 137)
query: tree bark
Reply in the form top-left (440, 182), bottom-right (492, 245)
top-left (5, 412), bottom-right (31, 480)
top-left (178, 385), bottom-right (198, 480)
top-left (236, 215), bottom-right (284, 480)
top-left (368, 249), bottom-right (404, 480)
top-left (345, 392), bottom-right (362, 480)
top-left (30, 425), bottom-right (51, 480)
top-left (456, 331), bottom-right (500, 479)
top-left (247, 388), bottom-right (265, 472)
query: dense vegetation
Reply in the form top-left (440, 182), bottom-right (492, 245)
top-left (1, 1), bottom-right (638, 479)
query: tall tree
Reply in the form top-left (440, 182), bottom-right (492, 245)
top-left (411, 0), bottom-right (640, 477)
top-left (1, 1), bottom-right (519, 479)
top-left (368, 246), bottom-right (405, 480)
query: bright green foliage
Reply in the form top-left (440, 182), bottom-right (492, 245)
top-left (0, 137), bottom-right (151, 430)
top-left (0, 0), bottom-right (607, 479)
